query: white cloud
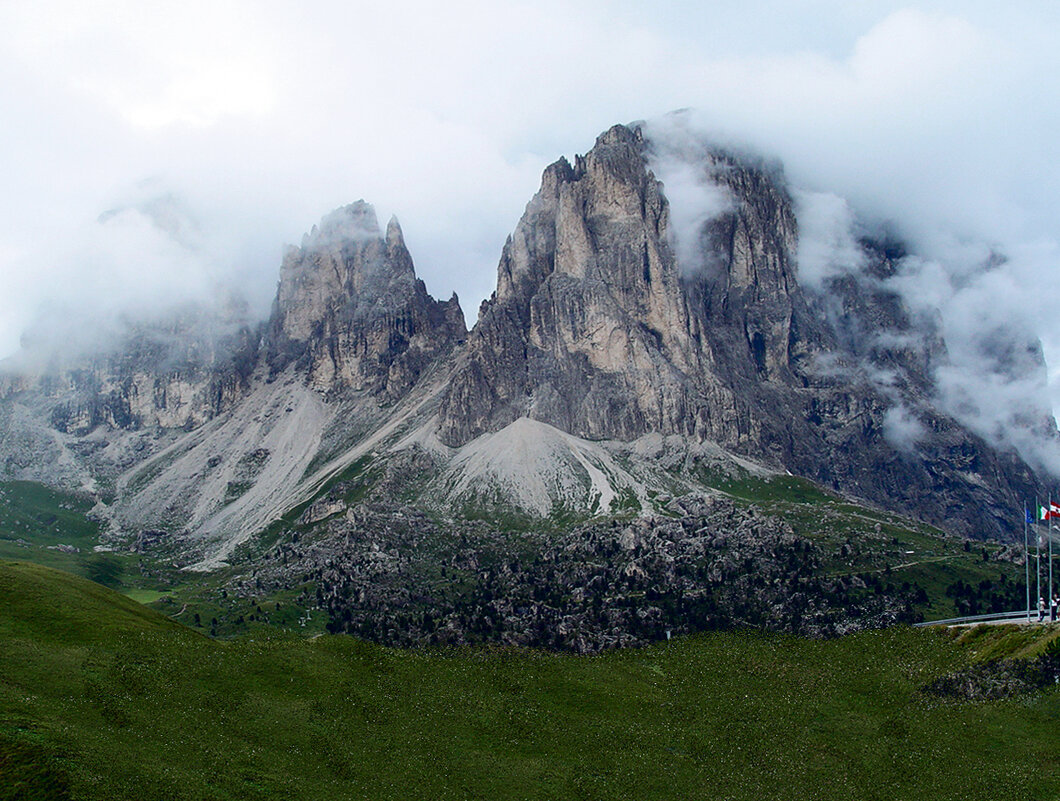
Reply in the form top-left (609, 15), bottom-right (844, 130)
top-left (642, 117), bottom-right (735, 277)
top-left (793, 190), bottom-right (865, 288)
top-left (1, 1), bottom-right (1059, 458)
top-left (2, 0), bottom-right (278, 129)
top-left (882, 404), bottom-right (926, 454)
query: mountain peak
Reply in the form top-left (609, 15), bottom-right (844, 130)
top-left (385, 214), bottom-right (404, 246)
top-left (0, 120), bottom-right (1053, 548)
top-left (301, 201), bottom-right (381, 250)
top-left (595, 122), bottom-right (641, 149)
top-left (434, 120), bottom-right (1050, 539)
top-left (265, 202), bottom-right (465, 395)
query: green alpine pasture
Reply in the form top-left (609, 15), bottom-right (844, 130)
top-left (709, 474), bottom-right (1032, 620)
top-left (2, 559), bottom-right (1059, 800)
top-left (0, 481), bottom-right (105, 577)
top-left (0, 476), bottom-right (1038, 642)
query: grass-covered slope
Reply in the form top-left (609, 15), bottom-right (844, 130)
top-left (0, 482), bottom-right (106, 578)
top-left (1, 560), bottom-right (1059, 800)
top-left (1, 474), bottom-right (1036, 650)
top-left (709, 474), bottom-right (1030, 620)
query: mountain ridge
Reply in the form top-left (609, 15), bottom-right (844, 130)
top-left (0, 120), bottom-right (1054, 561)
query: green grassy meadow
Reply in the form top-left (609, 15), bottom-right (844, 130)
top-left (1, 559), bottom-right (1059, 800)
top-left (0, 475), bottom-right (1039, 646)
top-left (0, 481), bottom-right (105, 576)
top-left (710, 474), bottom-right (1031, 620)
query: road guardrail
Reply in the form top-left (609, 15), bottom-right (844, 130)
top-left (915, 610), bottom-right (1036, 627)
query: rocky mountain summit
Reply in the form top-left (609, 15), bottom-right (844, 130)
top-left (0, 120), bottom-right (1054, 568)
top-left (265, 201), bottom-right (466, 397)
top-left (438, 124), bottom-right (804, 448)
top-left (439, 123), bottom-right (1048, 538)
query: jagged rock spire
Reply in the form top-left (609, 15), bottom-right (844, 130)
top-left (265, 201), bottom-right (465, 396)
top-left (435, 122), bottom-right (1047, 539)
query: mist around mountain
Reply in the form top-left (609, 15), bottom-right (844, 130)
top-left (3, 119), bottom-right (1054, 532)
top-left (0, 117), bottom-right (1056, 659)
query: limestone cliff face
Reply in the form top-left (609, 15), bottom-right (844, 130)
top-left (0, 123), bottom-right (1053, 545)
top-left (436, 123), bottom-right (817, 449)
top-left (438, 125), bottom-right (737, 447)
top-left (1, 303), bottom-right (258, 435)
top-left (264, 201), bottom-right (466, 399)
top-left (0, 201), bottom-right (466, 511)
top-left (436, 123), bottom-right (1048, 538)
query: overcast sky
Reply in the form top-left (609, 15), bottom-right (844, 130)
top-left (2, 2), bottom-right (1059, 394)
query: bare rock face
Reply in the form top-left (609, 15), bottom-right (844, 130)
top-left (0, 201), bottom-right (468, 543)
top-left (1, 301), bottom-right (258, 435)
top-left (436, 124), bottom-right (828, 451)
top-left (438, 125), bottom-right (734, 446)
top-left (0, 122), bottom-right (1054, 547)
top-left (264, 201), bottom-right (466, 399)
top-left (436, 123), bottom-right (1049, 538)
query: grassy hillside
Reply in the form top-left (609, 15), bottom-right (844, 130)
top-left (0, 482), bottom-right (106, 577)
top-left (0, 476), bottom-right (1037, 647)
top-left (710, 474), bottom-right (1031, 620)
top-left (1, 560), bottom-right (1059, 800)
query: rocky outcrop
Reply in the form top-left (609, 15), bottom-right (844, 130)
top-left (435, 124), bottom-right (827, 450)
top-left (1, 301), bottom-right (258, 435)
top-left (264, 201), bottom-right (466, 399)
top-left (0, 203), bottom-right (465, 518)
top-left (0, 122), bottom-right (1054, 546)
top-left (435, 123), bottom-right (1050, 538)
top-left (249, 493), bottom-right (919, 652)
top-left (438, 125), bottom-right (723, 446)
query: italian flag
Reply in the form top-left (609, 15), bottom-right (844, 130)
top-left (1039, 503), bottom-right (1060, 521)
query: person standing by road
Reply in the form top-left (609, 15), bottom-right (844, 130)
top-left (1039, 596), bottom-right (1046, 622)
top-left (1052, 596), bottom-right (1058, 623)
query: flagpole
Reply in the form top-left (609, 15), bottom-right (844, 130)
top-left (1026, 502), bottom-right (1032, 622)
top-left (1037, 497), bottom-right (1042, 614)
top-left (1051, 493), bottom-right (1055, 610)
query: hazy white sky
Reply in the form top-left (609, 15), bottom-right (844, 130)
top-left (1, 1), bottom-right (1059, 391)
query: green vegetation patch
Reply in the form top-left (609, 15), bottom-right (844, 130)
top-left (694, 473), bottom-right (1030, 622)
top-left (0, 481), bottom-right (100, 544)
top-left (712, 473), bottom-right (837, 506)
top-left (1, 561), bottom-right (1059, 800)
top-left (0, 725), bottom-right (73, 801)
top-left (0, 481), bottom-right (104, 576)
top-left (122, 588), bottom-right (173, 605)
top-left (950, 622), bottom-right (1060, 662)
top-left (0, 480), bottom-right (162, 602)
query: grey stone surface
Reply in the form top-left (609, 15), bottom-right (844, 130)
top-left (0, 124), bottom-right (1054, 545)
top-left (264, 201), bottom-right (466, 399)
top-left (436, 124), bottom-right (1051, 538)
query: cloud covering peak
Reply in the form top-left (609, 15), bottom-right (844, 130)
top-left (2, 1), bottom-right (1059, 425)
